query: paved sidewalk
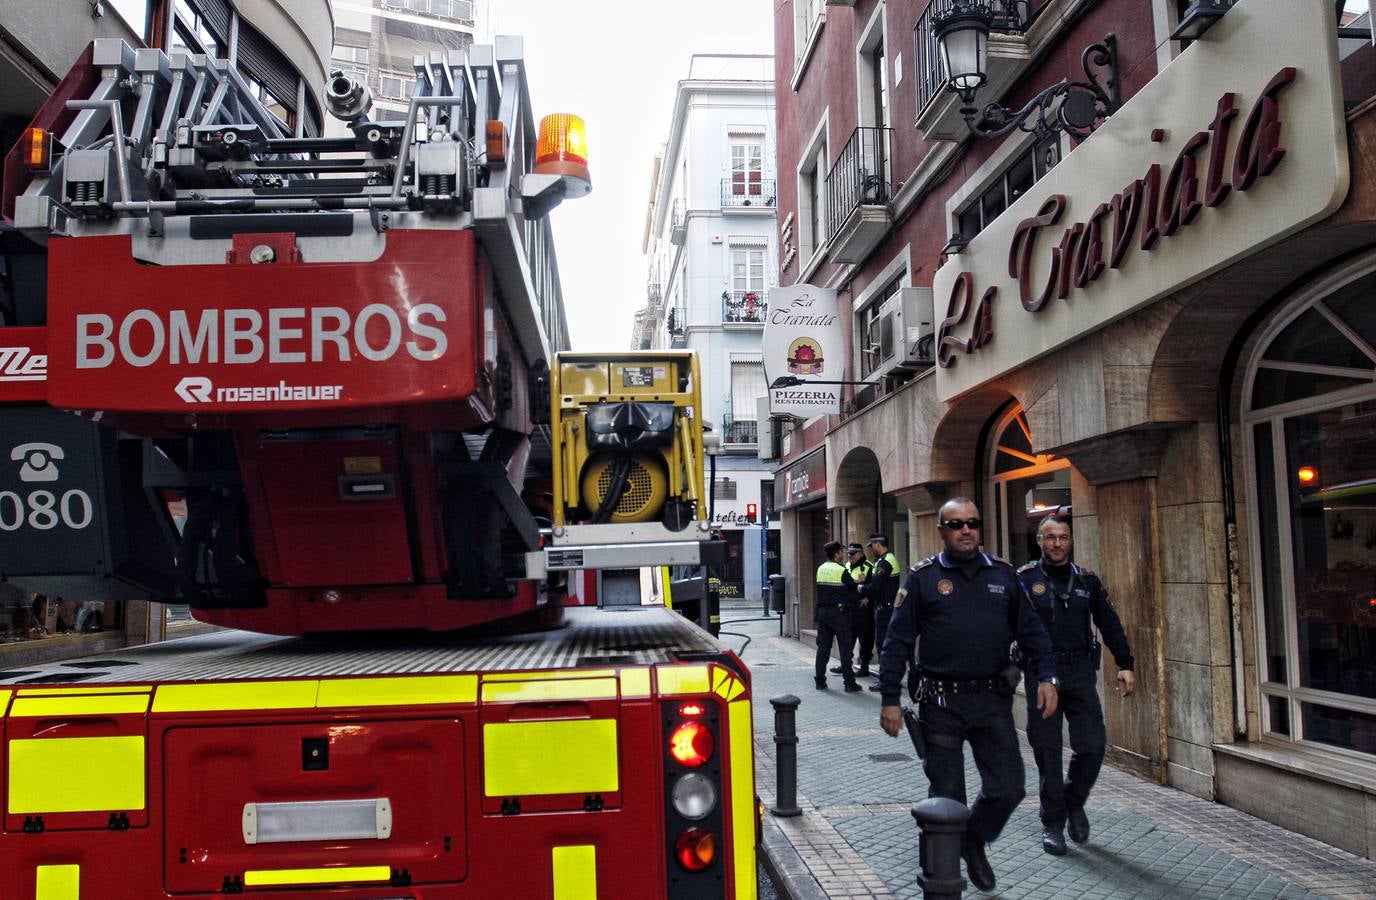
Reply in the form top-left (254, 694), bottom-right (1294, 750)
top-left (716, 602), bottom-right (1376, 900)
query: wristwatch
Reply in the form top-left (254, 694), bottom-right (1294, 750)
top-left (1041, 676), bottom-right (1060, 688)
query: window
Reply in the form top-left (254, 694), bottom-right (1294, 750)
top-left (914, 2), bottom-right (945, 115)
top-left (728, 357), bottom-right (766, 444)
top-left (858, 277), bottom-right (903, 378)
top-left (794, 0), bottom-right (825, 67)
top-left (726, 247), bottom-right (766, 323)
top-left (986, 405), bottom-right (1070, 567)
top-left (956, 138), bottom-right (1060, 239)
top-left (797, 123), bottom-right (829, 262)
top-left (379, 72), bottom-right (416, 100)
top-left (1245, 265), bottom-right (1376, 759)
top-left (729, 136), bottom-right (765, 199)
top-left (332, 45), bottom-right (369, 67)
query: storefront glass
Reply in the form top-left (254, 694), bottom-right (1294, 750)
top-left (987, 406), bottom-right (1071, 566)
top-left (1246, 267), bottom-right (1376, 759)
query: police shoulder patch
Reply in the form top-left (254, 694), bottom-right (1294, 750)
top-left (987, 554), bottom-right (1015, 570)
top-left (1016, 561), bottom-right (1038, 574)
top-left (909, 556), bottom-right (936, 573)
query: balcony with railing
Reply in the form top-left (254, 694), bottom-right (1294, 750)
top-left (647, 280), bottom-right (663, 310)
top-left (667, 306), bottom-right (688, 348)
top-left (825, 126), bottom-right (893, 264)
top-left (721, 177), bottom-right (776, 209)
top-left (670, 200), bottom-right (687, 246)
top-left (722, 419), bottom-right (759, 446)
top-left (915, 0), bottom-right (1036, 140)
top-left (722, 291), bottom-right (767, 325)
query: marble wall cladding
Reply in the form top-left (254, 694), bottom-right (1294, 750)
top-left (1166, 660), bottom-right (1216, 748)
top-left (1167, 735), bottom-right (1216, 776)
top-left (1056, 335), bottom-right (1108, 445)
top-left (1168, 761), bottom-right (1215, 800)
top-left (1163, 582), bottom-right (1211, 667)
top-left (1216, 753), bottom-right (1373, 858)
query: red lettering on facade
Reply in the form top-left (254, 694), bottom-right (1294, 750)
top-left (1110, 180), bottom-right (1143, 269)
top-left (1205, 93), bottom-right (1239, 208)
top-left (1161, 130), bottom-right (1209, 236)
top-left (937, 272), bottom-right (976, 369)
top-left (1008, 195), bottom-right (1066, 312)
top-left (1233, 67), bottom-right (1296, 191)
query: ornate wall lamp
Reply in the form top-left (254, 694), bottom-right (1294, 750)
top-left (931, 0), bottom-right (1121, 142)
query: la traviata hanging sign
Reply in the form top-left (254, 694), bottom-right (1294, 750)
top-left (932, 0), bottom-right (1348, 402)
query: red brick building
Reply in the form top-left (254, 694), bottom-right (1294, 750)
top-left (769, 0), bottom-right (1376, 857)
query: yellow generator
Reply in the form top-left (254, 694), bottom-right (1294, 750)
top-left (551, 352), bottom-right (706, 532)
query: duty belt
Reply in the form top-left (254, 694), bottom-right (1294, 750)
top-left (1054, 648), bottom-right (1097, 663)
top-left (917, 675), bottom-right (1011, 697)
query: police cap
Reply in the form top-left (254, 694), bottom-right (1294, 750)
top-left (867, 533), bottom-right (889, 547)
top-left (846, 543), bottom-right (864, 554)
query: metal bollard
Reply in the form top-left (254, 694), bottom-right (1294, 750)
top-left (912, 797), bottom-right (970, 899)
top-left (768, 694), bottom-right (802, 817)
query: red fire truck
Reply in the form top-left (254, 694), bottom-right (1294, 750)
top-left (0, 29), bottom-right (755, 900)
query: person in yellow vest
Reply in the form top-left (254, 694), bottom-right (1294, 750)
top-left (831, 543), bottom-right (876, 679)
top-left (863, 533), bottom-right (902, 692)
top-left (814, 540), bottom-right (863, 692)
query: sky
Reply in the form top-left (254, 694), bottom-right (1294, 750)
top-left (488, 1), bottom-right (775, 349)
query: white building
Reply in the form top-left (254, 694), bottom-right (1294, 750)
top-left (636, 54), bottom-right (778, 601)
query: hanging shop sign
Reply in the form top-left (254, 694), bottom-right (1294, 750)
top-left (933, 0), bottom-right (1348, 402)
top-left (774, 447), bottom-right (827, 510)
top-left (763, 284), bottom-right (844, 417)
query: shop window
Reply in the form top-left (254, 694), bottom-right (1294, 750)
top-left (1245, 266), bottom-right (1376, 759)
top-left (986, 405), bottom-right (1070, 566)
top-left (956, 138), bottom-right (1060, 240)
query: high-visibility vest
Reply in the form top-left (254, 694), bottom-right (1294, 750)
top-left (815, 560), bottom-right (852, 607)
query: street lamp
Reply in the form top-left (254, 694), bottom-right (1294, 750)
top-left (1169, 1), bottom-right (1234, 42)
top-left (931, 0), bottom-right (1121, 143)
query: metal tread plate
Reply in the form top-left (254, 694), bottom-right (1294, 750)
top-left (0, 607), bottom-right (722, 685)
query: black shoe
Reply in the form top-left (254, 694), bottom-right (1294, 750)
top-left (855, 668), bottom-right (874, 678)
top-left (867, 682), bottom-right (883, 692)
top-left (843, 682), bottom-right (863, 693)
top-left (829, 665), bottom-right (844, 674)
top-left (814, 680), bottom-right (828, 690)
top-left (961, 839), bottom-right (996, 891)
top-left (1067, 804), bottom-right (1090, 843)
top-left (1042, 826), bottom-right (1067, 856)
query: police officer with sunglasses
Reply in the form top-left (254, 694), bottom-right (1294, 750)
top-left (1017, 514), bottom-right (1135, 857)
top-left (877, 498), bottom-right (1058, 892)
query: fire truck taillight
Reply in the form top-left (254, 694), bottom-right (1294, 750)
top-left (24, 127), bottom-right (51, 172)
top-left (673, 828), bottom-right (717, 871)
top-left (534, 113), bottom-right (590, 194)
top-left (669, 720), bottom-right (714, 767)
top-left (662, 695), bottom-right (725, 895)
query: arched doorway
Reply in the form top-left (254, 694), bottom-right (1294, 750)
top-left (1242, 260), bottom-right (1376, 760)
top-left (985, 404), bottom-right (1070, 567)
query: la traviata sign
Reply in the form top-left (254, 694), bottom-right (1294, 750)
top-left (763, 284), bottom-right (844, 418)
top-left (933, 0), bottom-right (1348, 402)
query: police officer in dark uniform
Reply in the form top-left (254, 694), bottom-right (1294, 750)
top-left (814, 540), bottom-right (863, 692)
top-left (878, 498), bottom-right (1059, 893)
top-left (1017, 514), bottom-right (1135, 856)
top-left (862, 533), bottom-right (900, 692)
top-left (832, 543), bottom-right (876, 678)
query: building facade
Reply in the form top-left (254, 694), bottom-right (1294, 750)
top-left (635, 54), bottom-right (780, 600)
top-left (770, 0), bottom-right (1376, 857)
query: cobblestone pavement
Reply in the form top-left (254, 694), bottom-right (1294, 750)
top-left (717, 603), bottom-right (1376, 900)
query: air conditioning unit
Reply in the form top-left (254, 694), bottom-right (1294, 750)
top-left (869, 287), bottom-right (935, 378)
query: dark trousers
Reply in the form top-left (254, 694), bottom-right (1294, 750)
top-left (872, 602), bottom-right (894, 668)
top-left (1024, 660), bottom-right (1106, 827)
top-left (850, 603), bottom-right (875, 670)
top-left (814, 603), bottom-right (855, 684)
top-left (921, 691), bottom-right (1026, 844)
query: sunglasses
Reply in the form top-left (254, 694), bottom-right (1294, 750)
top-left (940, 518), bottom-right (983, 531)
